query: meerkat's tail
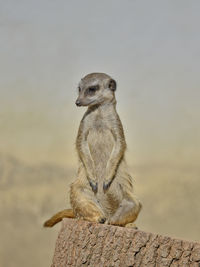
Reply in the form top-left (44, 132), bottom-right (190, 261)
top-left (43, 209), bottom-right (75, 227)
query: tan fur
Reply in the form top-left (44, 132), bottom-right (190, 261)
top-left (43, 209), bottom-right (74, 227)
top-left (44, 73), bottom-right (141, 227)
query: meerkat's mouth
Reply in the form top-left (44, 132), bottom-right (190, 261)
top-left (76, 99), bottom-right (97, 107)
top-left (82, 100), bottom-right (97, 107)
top-left (87, 99), bottom-right (97, 106)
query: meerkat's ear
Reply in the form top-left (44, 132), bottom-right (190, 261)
top-left (108, 79), bottom-right (117, 91)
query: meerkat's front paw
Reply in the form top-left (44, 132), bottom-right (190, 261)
top-left (89, 180), bottom-right (98, 193)
top-left (103, 180), bottom-right (112, 192)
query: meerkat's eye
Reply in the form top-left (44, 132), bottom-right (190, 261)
top-left (88, 85), bottom-right (99, 94)
top-left (89, 87), bottom-right (96, 92)
top-left (78, 87), bottom-right (81, 92)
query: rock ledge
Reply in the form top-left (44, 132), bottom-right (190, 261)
top-left (51, 218), bottom-right (200, 267)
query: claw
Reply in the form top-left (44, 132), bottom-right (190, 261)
top-left (103, 180), bottom-right (112, 192)
top-left (89, 181), bottom-right (98, 193)
top-left (98, 217), bottom-right (106, 224)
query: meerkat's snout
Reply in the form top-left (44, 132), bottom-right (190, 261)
top-left (75, 99), bottom-right (81, 106)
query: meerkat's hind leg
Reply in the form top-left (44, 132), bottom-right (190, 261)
top-left (108, 198), bottom-right (142, 226)
top-left (70, 182), bottom-right (107, 224)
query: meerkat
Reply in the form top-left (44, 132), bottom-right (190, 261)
top-left (44, 73), bottom-right (141, 227)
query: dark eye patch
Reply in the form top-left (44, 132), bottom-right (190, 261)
top-left (85, 85), bottom-right (99, 96)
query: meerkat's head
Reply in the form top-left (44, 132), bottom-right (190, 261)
top-left (75, 73), bottom-right (117, 107)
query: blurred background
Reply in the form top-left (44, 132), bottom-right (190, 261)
top-left (0, 0), bottom-right (200, 266)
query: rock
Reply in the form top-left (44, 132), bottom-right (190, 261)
top-left (51, 218), bottom-right (200, 267)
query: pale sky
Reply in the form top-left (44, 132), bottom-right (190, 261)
top-left (0, 0), bottom-right (200, 168)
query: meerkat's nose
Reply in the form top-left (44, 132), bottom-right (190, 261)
top-left (76, 99), bottom-right (81, 106)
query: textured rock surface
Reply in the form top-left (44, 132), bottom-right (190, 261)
top-left (52, 218), bottom-right (200, 267)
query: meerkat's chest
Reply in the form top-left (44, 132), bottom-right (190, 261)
top-left (83, 113), bottom-right (116, 165)
top-left (86, 116), bottom-right (114, 169)
top-left (87, 127), bottom-right (114, 155)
